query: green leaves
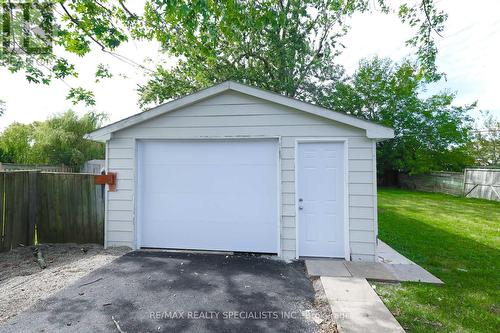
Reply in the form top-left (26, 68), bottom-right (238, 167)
top-left (0, 122), bottom-right (34, 164)
top-left (329, 57), bottom-right (475, 176)
top-left (470, 111), bottom-right (500, 166)
top-left (136, 0), bottom-right (448, 108)
top-left (1, 0), bottom-right (132, 106)
top-left (52, 58), bottom-right (77, 79)
top-left (398, 0), bottom-right (447, 82)
top-left (0, 110), bottom-right (107, 167)
top-left (0, 99), bottom-right (5, 116)
top-left (137, 0), bottom-right (355, 106)
top-left (95, 63), bottom-right (112, 82)
top-left (1, 1), bottom-right (449, 111)
top-left (66, 87), bottom-right (96, 106)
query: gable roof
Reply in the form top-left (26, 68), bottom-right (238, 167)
top-left (86, 81), bottom-right (394, 141)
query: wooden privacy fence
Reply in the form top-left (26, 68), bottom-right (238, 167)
top-left (0, 171), bottom-right (104, 252)
top-left (464, 168), bottom-right (500, 201)
top-left (399, 168), bottom-right (500, 201)
top-left (398, 171), bottom-right (464, 196)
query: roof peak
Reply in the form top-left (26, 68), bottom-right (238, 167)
top-left (86, 81), bottom-right (394, 141)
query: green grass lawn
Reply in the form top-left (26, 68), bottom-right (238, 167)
top-left (375, 188), bottom-right (500, 332)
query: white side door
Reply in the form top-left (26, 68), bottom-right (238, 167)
top-left (297, 141), bottom-right (346, 257)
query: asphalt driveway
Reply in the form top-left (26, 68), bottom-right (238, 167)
top-left (1, 251), bottom-right (319, 333)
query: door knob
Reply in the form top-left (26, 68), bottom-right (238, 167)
top-left (298, 198), bottom-right (304, 210)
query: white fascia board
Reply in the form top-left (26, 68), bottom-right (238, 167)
top-left (367, 127), bottom-right (395, 139)
top-left (84, 132), bottom-right (111, 142)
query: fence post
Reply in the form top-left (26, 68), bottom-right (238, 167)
top-left (0, 173), bottom-right (4, 252)
top-left (462, 168), bottom-right (468, 197)
top-left (28, 171), bottom-right (40, 245)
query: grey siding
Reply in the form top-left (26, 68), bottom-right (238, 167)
top-left (106, 91), bottom-right (378, 261)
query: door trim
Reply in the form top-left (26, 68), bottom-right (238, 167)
top-left (294, 138), bottom-right (350, 260)
top-left (134, 137), bottom-right (281, 254)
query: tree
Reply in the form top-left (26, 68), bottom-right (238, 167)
top-left (0, 122), bottom-right (34, 163)
top-left (30, 110), bottom-right (107, 167)
top-left (0, 0), bottom-right (446, 106)
top-left (327, 57), bottom-right (475, 182)
top-left (471, 111), bottom-right (500, 166)
top-left (137, 0), bottom-right (447, 106)
top-left (0, 110), bottom-right (106, 168)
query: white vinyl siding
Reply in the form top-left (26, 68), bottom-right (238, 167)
top-left (105, 91), bottom-right (378, 261)
top-left (106, 137), bottom-right (135, 248)
top-left (278, 134), bottom-right (376, 261)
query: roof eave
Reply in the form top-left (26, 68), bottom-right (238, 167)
top-left (85, 81), bottom-right (231, 141)
top-left (228, 81), bottom-right (394, 139)
top-left (366, 127), bottom-right (395, 139)
top-left (85, 80), bottom-right (394, 141)
top-left (84, 132), bottom-right (111, 142)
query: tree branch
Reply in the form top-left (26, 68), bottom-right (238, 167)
top-left (94, 1), bottom-right (113, 16)
top-left (58, 3), bottom-right (153, 74)
top-left (59, 2), bottom-right (107, 51)
top-left (232, 51), bottom-right (277, 77)
top-left (118, 0), bottom-right (138, 18)
top-left (291, 19), bottom-right (334, 96)
top-left (422, 0), bottom-right (443, 38)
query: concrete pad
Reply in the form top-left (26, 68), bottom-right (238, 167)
top-left (385, 263), bottom-right (444, 284)
top-left (377, 240), bottom-right (443, 284)
top-left (344, 262), bottom-right (397, 281)
top-left (320, 276), bottom-right (378, 302)
top-left (305, 259), bottom-right (352, 277)
top-left (377, 241), bottom-right (415, 265)
top-left (305, 240), bottom-right (442, 284)
top-left (321, 277), bottom-right (405, 333)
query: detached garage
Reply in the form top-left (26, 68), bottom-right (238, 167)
top-left (86, 81), bottom-right (393, 262)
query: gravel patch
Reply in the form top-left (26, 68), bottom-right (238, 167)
top-left (311, 277), bottom-right (338, 333)
top-left (0, 243), bottom-right (129, 324)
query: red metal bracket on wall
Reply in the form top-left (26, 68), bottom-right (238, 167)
top-left (95, 172), bottom-right (117, 191)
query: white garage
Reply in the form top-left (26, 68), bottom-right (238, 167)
top-left (86, 81), bottom-right (393, 261)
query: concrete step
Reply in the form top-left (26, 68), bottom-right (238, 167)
top-left (305, 240), bottom-right (443, 284)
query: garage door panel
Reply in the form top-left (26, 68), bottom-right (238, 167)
top-left (141, 140), bottom-right (277, 164)
top-left (141, 193), bottom-right (271, 223)
top-left (138, 140), bottom-right (279, 253)
top-left (142, 164), bottom-right (275, 195)
top-left (141, 218), bottom-right (277, 253)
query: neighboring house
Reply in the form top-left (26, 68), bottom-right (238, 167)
top-left (86, 81), bottom-right (393, 262)
top-left (81, 159), bottom-right (106, 174)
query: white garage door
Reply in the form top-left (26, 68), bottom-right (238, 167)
top-left (137, 139), bottom-right (279, 253)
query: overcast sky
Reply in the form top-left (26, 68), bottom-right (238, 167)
top-left (0, 0), bottom-right (499, 130)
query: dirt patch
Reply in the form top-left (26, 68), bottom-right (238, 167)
top-left (0, 243), bottom-right (129, 324)
top-left (311, 276), bottom-right (338, 333)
